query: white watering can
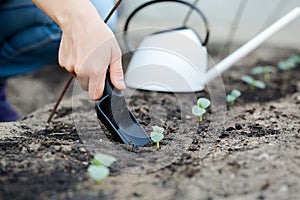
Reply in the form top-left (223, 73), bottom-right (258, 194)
top-left (123, 0), bottom-right (300, 92)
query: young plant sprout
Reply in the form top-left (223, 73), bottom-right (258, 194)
top-left (278, 54), bottom-right (300, 71)
top-left (192, 98), bottom-right (211, 122)
top-left (278, 59), bottom-right (296, 71)
top-left (226, 89), bottom-right (241, 105)
top-left (150, 126), bottom-right (164, 149)
top-left (251, 65), bottom-right (275, 81)
top-left (288, 54), bottom-right (300, 65)
top-left (241, 75), bottom-right (266, 92)
top-left (88, 153), bottom-right (116, 184)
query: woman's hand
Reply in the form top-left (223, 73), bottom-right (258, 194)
top-left (32, 0), bottom-right (126, 100)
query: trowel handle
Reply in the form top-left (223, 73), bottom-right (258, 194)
top-left (104, 70), bottom-right (124, 97)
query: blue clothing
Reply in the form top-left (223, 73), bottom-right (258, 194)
top-left (0, 0), bottom-right (118, 79)
top-left (0, 79), bottom-right (19, 121)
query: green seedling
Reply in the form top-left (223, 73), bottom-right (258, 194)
top-left (88, 153), bottom-right (116, 184)
top-left (192, 98), bottom-right (211, 122)
top-left (150, 126), bottom-right (164, 149)
top-left (226, 89), bottom-right (241, 105)
top-left (288, 54), bottom-right (300, 65)
top-left (241, 75), bottom-right (266, 92)
top-left (278, 54), bottom-right (300, 71)
top-left (278, 59), bottom-right (296, 71)
top-left (251, 65), bottom-right (275, 81)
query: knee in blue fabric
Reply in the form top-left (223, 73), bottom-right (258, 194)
top-left (0, 23), bottom-right (61, 79)
top-left (0, 80), bottom-right (19, 122)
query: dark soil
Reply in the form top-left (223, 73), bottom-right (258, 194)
top-left (1, 48), bottom-right (300, 200)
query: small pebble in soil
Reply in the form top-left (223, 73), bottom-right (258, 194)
top-left (182, 153), bottom-right (191, 160)
top-left (257, 195), bottom-right (265, 200)
top-left (133, 192), bottom-right (142, 197)
top-left (192, 139), bottom-right (198, 145)
top-left (219, 132), bottom-right (230, 139)
top-left (20, 123), bottom-right (30, 130)
top-left (225, 127), bottom-right (235, 132)
top-left (235, 123), bottom-right (243, 130)
top-left (246, 108), bottom-right (255, 114)
top-left (238, 114), bottom-right (246, 119)
top-left (188, 147), bottom-right (198, 152)
top-left (184, 168), bottom-right (199, 178)
top-left (296, 96), bottom-right (300, 104)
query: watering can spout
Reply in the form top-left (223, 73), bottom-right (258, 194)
top-left (205, 7), bottom-right (300, 84)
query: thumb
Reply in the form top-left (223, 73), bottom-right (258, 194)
top-left (109, 57), bottom-right (126, 90)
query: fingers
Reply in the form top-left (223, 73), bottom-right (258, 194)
top-left (59, 34), bottom-right (75, 73)
top-left (77, 75), bottom-right (89, 91)
top-left (109, 53), bottom-right (126, 91)
top-left (87, 41), bottom-right (125, 100)
top-left (58, 28), bottom-right (125, 101)
top-left (88, 71), bottom-right (106, 100)
top-left (87, 51), bottom-right (125, 100)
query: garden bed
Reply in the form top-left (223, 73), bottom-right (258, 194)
top-left (1, 48), bottom-right (300, 200)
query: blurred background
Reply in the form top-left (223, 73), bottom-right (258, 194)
top-left (116, 0), bottom-right (300, 51)
top-left (7, 0), bottom-right (300, 117)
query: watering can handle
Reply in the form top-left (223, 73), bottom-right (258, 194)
top-left (123, 0), bottom-right (210, 52)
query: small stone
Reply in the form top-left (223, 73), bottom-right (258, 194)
top-left (61, 145), bottom-right (72, 152)
top-left (186, 115), bottom-right (192, 120)
top-left (188, 148), bottom-right (197, 152)
top-left (82, 162), bottom-right (89, 166)
top-left (192, 139), bottom-right (198, 145)
top-left (219, 132), bottom-right (229, 138)
top-left (20, 124), bottom-right (30, 130)
top-left (296, 96), bottom-right (300, 104)
top-left (182, 153), bottom-right (191, 160)
top-left (280, 184), bottom-right (289, 193)
top-left (257, 195), bottom-right (265, 200)
top-left (28, 143), bottom-right (41, 152)
top-left (238, 114), bottom-right (246, 119)
top-left (21, 146), bottom-right (28, 153)
top-left (54, 146), bottom-right (61, 151)
top-left (133, 192), bottom-right (142, 197)
top-left (235, 123), bottom-right (243, 130)
top-left (226, 127), bottom-right (235, 131)
top-left (260, 180), bottom-right (270, 191)
top-left (230, 173), bottom-right (236, 179)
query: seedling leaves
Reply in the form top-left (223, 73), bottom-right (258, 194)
top-left (231, 89), bottom-right (241, 98)
top-left (150, 126), bottom-right (164, 149)
top-left (226, 95), bottom-right (236, 103)
top-left (93, 153), bottom-right (116, 167)
top-left (241, 75), bottom-right (266, 90)
top-left (251, 66), bottom-right (275, 74)
top-left (192, 106), bottom-right (206, 116)
top-left (241, 75), bottom-right (254, 84)
top-left (197, 98), bottom-right (211, 109)
top-left (88, 165), bottom-right (110, 183)
top-left (152, 126), bottom-right (164, 134)
top-left (150, 132), bottom-right (164, 142)
top-left (254, 80), bottom-right (266, 89)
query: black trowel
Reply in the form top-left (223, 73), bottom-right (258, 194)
top-left (95, 72), bottom-right (150, 146)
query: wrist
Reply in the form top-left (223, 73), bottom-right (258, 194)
top-left (32, 0), bottom-right (104, 32)
top-left (57, 1), bottom-right (103, 32)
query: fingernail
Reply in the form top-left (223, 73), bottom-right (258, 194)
top-left (117, 80), bottom-right (126, 89)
